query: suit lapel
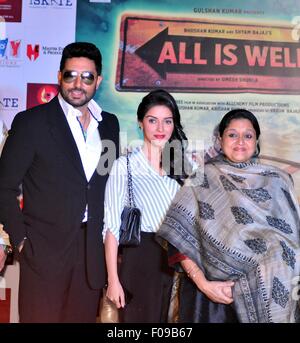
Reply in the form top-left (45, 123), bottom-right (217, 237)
top-left (90, 112), bottom-right (114, 182)
top-left (97, 115), bottom-right (108, 154)
top-left (47, 97), bottom-right (86, 179)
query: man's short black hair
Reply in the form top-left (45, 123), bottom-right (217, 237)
top-left (60, 42), bottom-right (102, 75)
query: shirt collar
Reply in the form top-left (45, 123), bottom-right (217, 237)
top-left (58, 93), bottom-right (103, 122)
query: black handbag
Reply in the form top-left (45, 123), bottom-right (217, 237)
top-left (119, 153), bottom-right (141, 246)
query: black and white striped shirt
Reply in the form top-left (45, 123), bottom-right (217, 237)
top-left (103, 146), bottom-right (180, 242)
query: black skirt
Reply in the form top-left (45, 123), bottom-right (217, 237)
top-left (119, 232), bottom-right (173, 323)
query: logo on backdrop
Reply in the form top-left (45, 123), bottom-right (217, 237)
top-left (0, 38), bottom-right (22, 67)
top-left (27, 44), bottom-right (39, 61)
top-left (42, 45), bottom-right (63, 56)
top-left (28, 0), bottom-right (73, 9)
top-left (116, 14), bottom-right (300, 94)
top-left (26, 44), bottom-right (64, 61)
top-left (0, 96), bottom-right (19, 110)
top-left (0, 0), bottom-right (22, 22)
top-left (27, 83), bottom-right (59, 109)
top-left (10, 39), bottom-right (21, 57)
top-left (0, 38), bottom-right (7, 57)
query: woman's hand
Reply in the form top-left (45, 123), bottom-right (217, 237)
top-left (104, 231), bottom-right (125, 308)
top-left (199, 279), bottom-right (234, 304)
top-left (106, 280), bottom-right (126, 308)
top-left (181, 257), bottom-right (234, 304)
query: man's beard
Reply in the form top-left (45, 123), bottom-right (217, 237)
top-left (60, 86), bottom-right (96, 108)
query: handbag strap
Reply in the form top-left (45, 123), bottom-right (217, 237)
top-left (126, 153), bottom-right (137, 208)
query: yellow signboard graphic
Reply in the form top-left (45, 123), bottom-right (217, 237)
top-left (116, 14), bottom-right (300, 93)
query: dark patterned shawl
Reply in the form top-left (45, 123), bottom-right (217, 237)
top-left (157, 157), bottom-right (300, 323)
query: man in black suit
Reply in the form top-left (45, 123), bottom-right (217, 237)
top-left (0, 42), bottom-right (120, 322)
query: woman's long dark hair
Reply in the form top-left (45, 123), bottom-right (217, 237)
top-left (137, 89), bottom-right (190, 185)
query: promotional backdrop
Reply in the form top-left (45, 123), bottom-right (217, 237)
top-left (77, 0), bottom-right (300, 198)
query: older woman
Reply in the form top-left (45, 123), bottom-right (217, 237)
top-left (157, 109), bottom-right (300, 323)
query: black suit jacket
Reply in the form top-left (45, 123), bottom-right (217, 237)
top-left (0, 96), bottom-right (119, 289)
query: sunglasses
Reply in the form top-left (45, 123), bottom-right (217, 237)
top-left (62, 70), bottom-right (96, 85)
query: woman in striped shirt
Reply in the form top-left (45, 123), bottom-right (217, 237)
top-left (103, 89), bottom-right (191, 323)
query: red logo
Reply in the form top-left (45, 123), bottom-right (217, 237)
top-left (10, 40), bottom-right (21, 57)
top-left (27, 83), bottom-right (59, 109)
top-left (27, 44), bottom-right (39, 61)
top-left (37, 85), bottom-right (58, 104)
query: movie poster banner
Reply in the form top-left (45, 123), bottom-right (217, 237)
top-left (76, 0), bottom-right (300, 198)
top-left (117, 15), bottom-right (300, 94)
